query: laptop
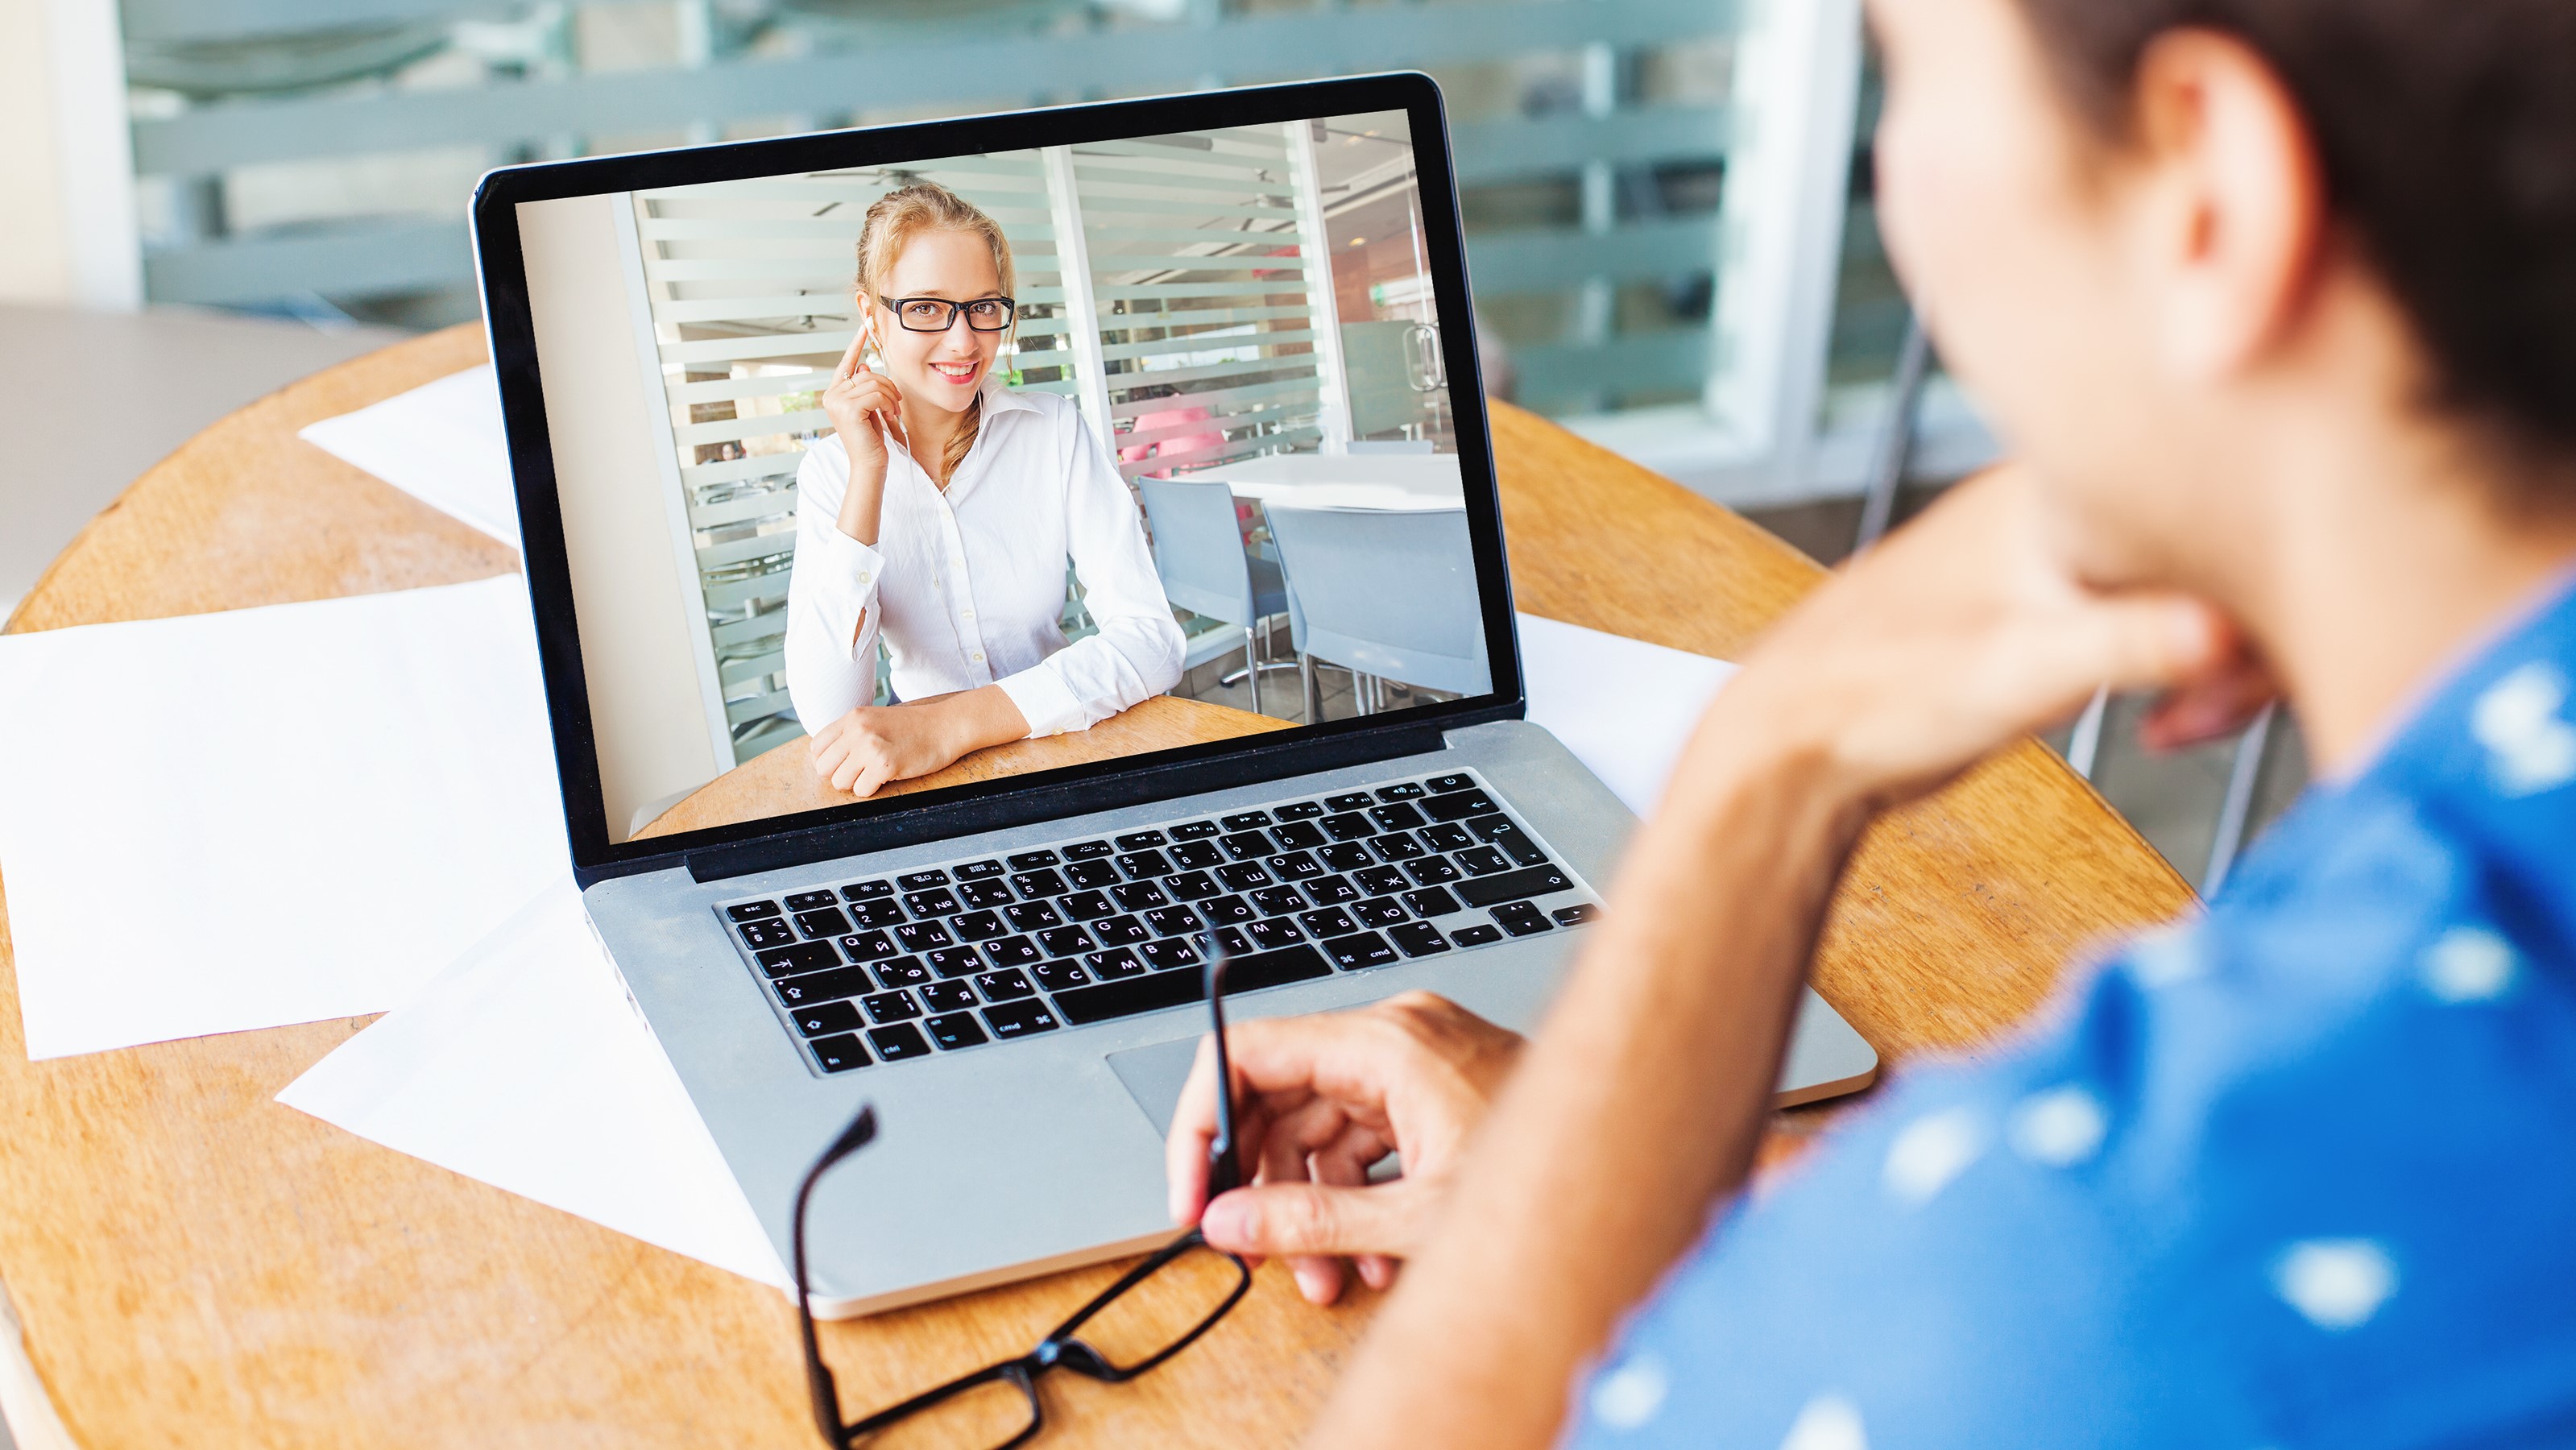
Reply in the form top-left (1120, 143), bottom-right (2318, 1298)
top-left (472, 71), bottom-right (1876, 1317)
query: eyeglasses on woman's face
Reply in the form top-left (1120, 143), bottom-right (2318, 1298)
top-left (879, 295), bottom-right (1017, 333)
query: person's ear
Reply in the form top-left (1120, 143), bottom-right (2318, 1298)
top-left (2130, 28), bottom-right (2327, 383)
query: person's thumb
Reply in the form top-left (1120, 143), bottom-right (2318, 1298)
top-left (1198, 1183), bottom-right (1411, 1260)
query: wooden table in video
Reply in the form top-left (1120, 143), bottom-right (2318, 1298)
top-left (0, 323), bottom-right (2193, 1448)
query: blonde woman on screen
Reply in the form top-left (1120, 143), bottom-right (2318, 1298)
top-left (785, 181), bottom-right (1184, 798)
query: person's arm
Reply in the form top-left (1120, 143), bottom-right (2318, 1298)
top-left (1307, 466), bottom-right (2256, 1447)
top-left (990, 405), bottom-right (1187, 737)
top-left (785, 439), bottom-right (888, 735)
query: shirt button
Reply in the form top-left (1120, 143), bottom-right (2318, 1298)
top-left (971, 652), bottom-right (984, 663)
top-left (962, 608), bottom-right (975, 619)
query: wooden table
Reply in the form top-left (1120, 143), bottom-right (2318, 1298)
top-left (0, 325), bottom-right (2193, 1449)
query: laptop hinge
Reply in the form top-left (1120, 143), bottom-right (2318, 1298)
top-left (680, 721), bottom-right (1451, 884)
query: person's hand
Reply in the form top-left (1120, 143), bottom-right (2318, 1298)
top-left (818, 317), bottom-right (906, 545)
top-left (1690, 463), bottom-right (2267, 818)
top-left (808, 701), bottom-right (962, 798)
top-left (1166, 992), bottom-right (1523, 1306)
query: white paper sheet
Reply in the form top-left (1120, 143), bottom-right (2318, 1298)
top-left (273, 615), bottom-right (1730, 1282)
top-left (278, 880), bottom-right (788, 1288)
top-left (298, 364), bottom-right (519, 549)
top-left (0, 577), bottom-right (568, 1059)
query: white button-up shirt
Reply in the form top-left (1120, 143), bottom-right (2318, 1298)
top-left (785, 381), bottom-right (1185, 739)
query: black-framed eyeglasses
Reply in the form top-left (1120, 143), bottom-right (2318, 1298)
top-left (791, 941), bottom-right (1253, 1448)
top-left (879, 295), bottom-right (1017, 333)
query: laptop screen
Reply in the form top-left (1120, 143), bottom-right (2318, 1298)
top-left (482, 76), bottom-right (1516, 873)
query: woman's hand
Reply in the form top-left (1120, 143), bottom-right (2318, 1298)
top-left (808, 686), bottom-right (1031, 798)
top-left (819, 319), bottom-right (908, 546)
top-left (1165, 992), bottom-right (1523, 1306)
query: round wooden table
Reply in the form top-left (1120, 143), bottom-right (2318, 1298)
top-left (0, 324), bottom-right (2191, 1449)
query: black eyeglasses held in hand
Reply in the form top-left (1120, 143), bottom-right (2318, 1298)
top-left (791, 942), bottom-right (1253, 1448)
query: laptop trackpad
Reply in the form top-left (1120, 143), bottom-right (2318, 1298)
top-left (1106, 1035), bottom-right (1205, 1140)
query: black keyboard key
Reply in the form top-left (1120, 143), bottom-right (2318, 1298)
top-left (952, 910), bottom-right (1008, 942)
top-left (1091, 914), bottom-right (1150, 946)
top-left (847, 897), bottom-right (905, 929)
top-left (1491, 901), bottom-right (1554, 937)
top-left (1037, 926), bottom-right (1095, 956)
top-left (1352, 898), bottom-right (1407, 930)
top-left (927, 947), bottom-right (983, 978)
top-left (1007, 850), bottom-right (1060, 872)
top-left (1455, 865), bottom-right (1576, 909)
top-left (1197, 895), bottom-right (1256, 926)
top-left (1115, 830), bottom-right (1169, 851)
top-left (1318, 843), bottom-right (1376, 873)
top-left (1323, 931), bottom-right (1399, 971)
top-left (959, 880), bottom-right (1013, 909)
top-left (1326, 791), bottom-right (1374, 813)
top-left (1426, 773), bottom-right (1476, 793)
top-left (1220, 810), bottom-right (1273, 831)
top-left (774, 967), bottom-right (874, 1006)
top-left (1389, 922), bottom-right (1452, 957)
top-left (1212, 924), bottom-right (1253, 956)
top-left (1030, 959), bottom-right (1091, 993)
top-left (837, 930), bottom-right (898, 963)
top-left (842, 880), bottom-right (895, 901)
top-left (982, 999), bottom-right (1061, 1038)
top-left (1421, 789), bottom-right (1499, 822)
top-left (1170, 820), bottom-right (1221, 840)
top-left (1376, 781), bottom-right (1428, 801)
top-left (1219, 829), bottom-right (1274, 860)
top-left (926, 1013), bottom-right (988, 1050)
top-left (1269, 820), bottom-right (1328, 850)
top-left (1145, 906), bottom-right (1201, 936)
top-left (892, 921), bottom-right (954, 954)
top-left (903, 888), bottom-right (960, 918)
top-left (873, 957), bottom-right (933, 989)
top-left (862, 990), bottom-right (923, 1023)
top-left (756, 942), bottom-right (839, 979)
top-left (1419, 822), bottom-right (1476, 852)
top-left (1109, 880), bottom-right (1170, 912)
top-left (1273, 800), bottom-right (1327, 819)
top-left (1354, 866), bottom-right (1411, 896)
top-left (1213, 862), bottom-right (1274, 892)
top-left (1368, 802), bottom-right (1427, 831)
top-left (1368, 833), bottom-right (1427, 863)
top-left (728, 900), bottom-right (783, 922)
top-left (1084, 947), bottom-right (1148, 979)
top-left (1063, 840), bottom-right (1114, 861)
top-left (1010, 868), bottom-right (1069, 899)
top-left (1553, 903), bottom-right (1601, 927)
top-left (982, 936), bottom-right (1044, 969)
top-left (1451, 924), bottom-right (1504, 947)
top-left (868, 1023), bottom-right (934, 1061)
top-left (1066, 860), bottom-right (1119, 889)
top-left (1498, 835), bottom-right (1551, 868)
top-left (1405, 856), bottom-right (1462, 885)
top-left (1164, 870), bottom-right (1222, 901)
top-left (784, 889), bottom-right (839, 912)
top-left (975, 967), bottom-right (1037, 1001)
top-left (1245, 918), bottom-right (1306, 951)
top-left (920, 980), bottom-right (976, 1013)
top-left (1137, 938), bottom-right (1201, 972)
top-left (1169, 840), bottom-right (1224, 870)
top-left (794, 906), bottom-right (853, 939)
top-left (739, 919), bottom-right (797, 951)
top-left (1004, 901), bottom-right (1063, 934)
top-left (1456, 846), bottom-right (1512, 876)
top-left (1298, 906), bottom-right (1359, 938)
top-left (1320, 812), bottom-right (1377, 842)
top-left (810, 1034), bottom-right (868, 1072)
top-left (1249, 886), bottom-right (1307, 916)
top-left (898, 869), bottom-right (951, 890)
top-left (1402, 886), bottom-right (1464, 918)
top-left (1266, 850), bottom-right (1327, 880)
top-left (1053, 944), bottom-right (1329, 1025)
top-left (1116, 849), bottom-right (1174, 880)
top-left (1061, 890), bottom-right (1116, 922)
top-left (1304, 875), bottom-right (1361, 906)
top-left (1471, 814), bottom-right (1548, 858)
top-left (790, 1000), bottom-right (862, 1037)
top-left (955, 860), bottom-right (1005, 881)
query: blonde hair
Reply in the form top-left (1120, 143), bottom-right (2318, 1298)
top-left (854, 180), bottom-right (1017, 487)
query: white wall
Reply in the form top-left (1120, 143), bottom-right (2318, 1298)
top-left (519, 193), bottom-right (726, 839)
top-left (1, 0), bottom-right (74, 303)
top-left (3, 0), bottom-right (140, 308)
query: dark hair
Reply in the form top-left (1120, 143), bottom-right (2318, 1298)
top-left (2014, 0), bottom-right (2576, 493)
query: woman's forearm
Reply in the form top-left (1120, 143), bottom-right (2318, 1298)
top-left (917, 684), bottom-right (1030, 763)
top-left (1308, 731), bottom-right (1870, 1448)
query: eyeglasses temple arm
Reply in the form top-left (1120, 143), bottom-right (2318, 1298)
top-left (792, 1104), bottom-right (878, 1448)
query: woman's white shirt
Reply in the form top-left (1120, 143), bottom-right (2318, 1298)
top-left (785, 382), bottom-right (1185, 739)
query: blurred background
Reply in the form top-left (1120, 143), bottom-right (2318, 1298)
top-left (0, 0), bottom-right (2303, 893)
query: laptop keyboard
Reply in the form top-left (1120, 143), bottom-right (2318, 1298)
top-left (716, 769), bottom-right (1601, 1075)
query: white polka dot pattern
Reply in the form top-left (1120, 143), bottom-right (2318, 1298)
top-left (2471, 662), bottom-right (2576, 795)
top-left (2009, 1086), bottom-right (2109, 1167)
top-left (1779, 1395), bottom-right (1868, 1450)
top-left (2272, 1239), bottom-right (2398, 1330)
top-left (1882, 1108), bottom-right (1986, 1206)
top-left (2421, 926), bottom-right (2517, 1003)
top-left (1588, 1353), bottom-right (1669, 1431)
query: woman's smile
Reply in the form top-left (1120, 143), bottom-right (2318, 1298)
top-left (926, 357), bottom-right (981, 387)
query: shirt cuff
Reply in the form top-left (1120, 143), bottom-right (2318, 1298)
top-left (801, 525), bottom-right (885, 661)
top-left (995, 661), bottom-right (1089, 739)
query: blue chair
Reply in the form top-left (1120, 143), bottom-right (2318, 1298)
top-left (1137, 478), bottom-right (1294, 715)
top-left (1265, 504), bottom-right (1489, 717)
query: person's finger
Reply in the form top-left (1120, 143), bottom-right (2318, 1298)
top-left (2138, 653), bottom-right (2277, 751)
top-left (1198, 1179), bottom-right (1420, 1262)
top-left (848, 755), bottom-right (898, 800)
top-left (1165, 1034), bottom-right (1223, 1223)
top-left (832, 326), bottom-right (869, 385)
top-left (1292, 1127), bottom-right (1385, 1306)
top-left (830, 740), bottom-right (877, 793)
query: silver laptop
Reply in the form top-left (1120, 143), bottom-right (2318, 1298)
top-left (473, 72), bottom-right (1875, 1317)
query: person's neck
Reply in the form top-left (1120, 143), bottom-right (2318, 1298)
top-left (901, 398), bottom-right (967, 487)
